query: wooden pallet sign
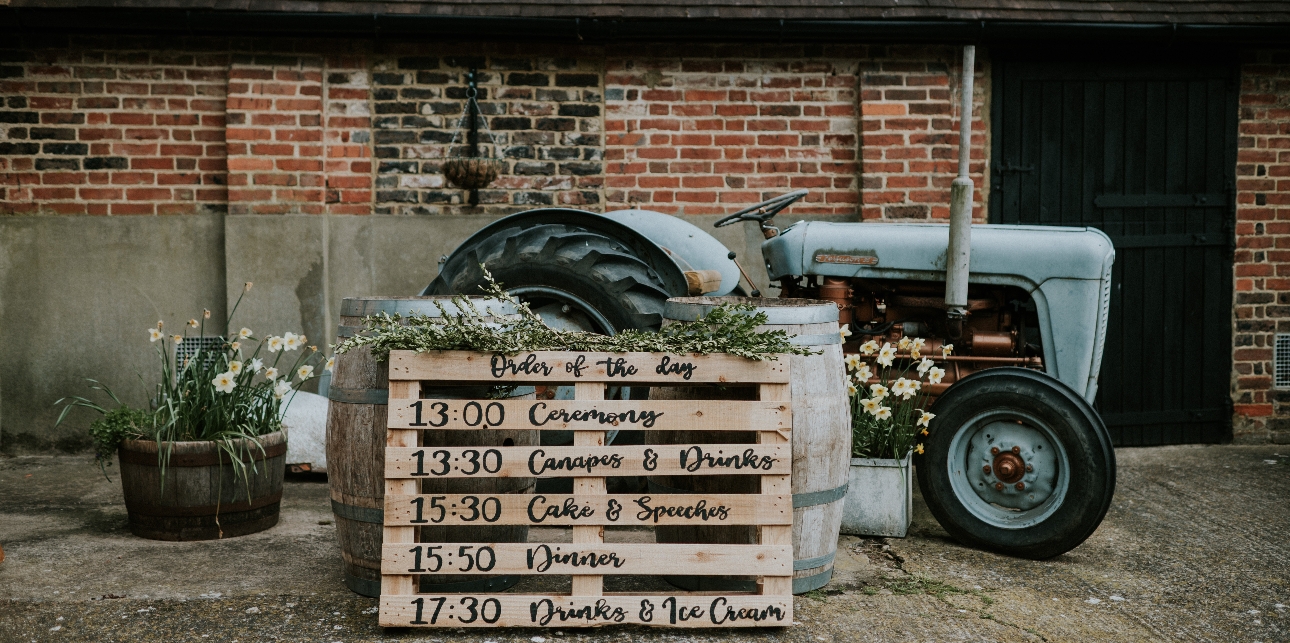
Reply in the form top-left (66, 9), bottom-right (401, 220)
top-left (379, 350), bottom-right (794, 628)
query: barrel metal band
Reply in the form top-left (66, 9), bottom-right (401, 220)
top-left (118, 440), bottom-right (287, 467)
top-left (340, 298), bottom-right (516, 318)
top-left (327, 387), bottom-right (388, 405)
top-left (126, 490), bottom-right (283, 517)
top-left (792, 567), bottom-right (835, 594)
top-left (664, 300), bottom-right (839, 324)
top-left (331, 499), bottom-right (384, 524)
top-left (792, 482), bottom-right (849, 508)
top-left (793, 551), bottom-right (836, 571)
top-left (788, 332), bottom-right (842, 346)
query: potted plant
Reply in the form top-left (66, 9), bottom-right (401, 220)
top-left (839, 334), bottom-right (947, 537)
top-left (57, 284), bottom-right (330, 541)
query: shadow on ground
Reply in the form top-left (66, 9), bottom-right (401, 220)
top-left (1, 444), bottom-right (1287, 642)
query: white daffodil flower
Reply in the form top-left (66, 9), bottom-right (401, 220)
top-left (239, 327), bottom-right (253, 339)
top-left (264, 367), bottom-right (280, 381)
top-left (148, 328), bottom-right (163, 342)
top-left (846, 382), bottom-right (858, 396)
top-left (917, 357), bottom-right (935, 376)
top-left (297, 365), bottom-right (314, 380)
top-left (171, 334), bottom-right (184, 344)
top-left (228, 360), bottom-right (243, 374)
top-left (941, 343), bottom-right (954, 357)
top-left (187, 319), bottom-right (199, 328)
top-left (230, 341), bottom-right (241, 352)
top-left (855, 363), bottom-right (873, 382)
top-left (860, 340), bottom-right (880, 356)
top-left (283, 332), bottom-right (301, 351)
top-left (911, 337), bottom-right (926, 352)
top-left (839, 324), bottom-right (853, 341)
top-left (212, 371), bottom-right (236, 393)
top-left (250, 358), bottom-right (264, 372)
top-left (869, 383), bottom-right (888, 400)
top-left (918, 411), bottom-right (936, 427)
top-left (927, 366), bottom-right (946, 385)
top-left (891, 378), bottom-right (912, 398)
top-left (325, 356), bottom-right (336, 372)
top-left (902, 380), bottom-right (921, 400)
top-left (273, 380), bottom-right (292, 400)
top-left (860, 398), bottom-right (881, 415)
top-left (877, 342), bottom-right (897, 367)
top-left (874, 406), bottom-right (892, 421)
top-left (844, 354), bottom-right (863, 371)
top-left (898, 336), bottom-right (912, 351)
top-left (266, 336), bottom-right (284, 353)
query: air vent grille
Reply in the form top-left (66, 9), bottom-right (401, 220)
top-left (1276, 334), bottom-right (1290, 389)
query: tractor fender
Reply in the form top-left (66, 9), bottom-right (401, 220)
top-left (423, 207), bottom-right (739, 297)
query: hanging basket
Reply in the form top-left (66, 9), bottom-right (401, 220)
top-left (442, 157), bottom-right (503, 191)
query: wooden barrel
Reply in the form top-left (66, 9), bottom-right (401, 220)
top-left (647, 297), bottom-right (850, 594)
top-left (118, 431), bottom-right (286, 541)
top-left (326, 296), bottom-right (538, 598)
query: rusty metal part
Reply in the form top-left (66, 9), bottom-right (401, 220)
top-left (969, 330), bottom-right (1016, 356)
top-left (992, 451), bottom-right (1026, 484)
top-left (819, 277), bottom-right (854, 326)
top-left (1011, 446), bottom-right (1021, 454)
top-left (983, 465), bottom-right (992, 474)
top-left (890, 294), bottom-right (998, 312)
top-left (994, 482), bottom-right (1005, 491)
top-left (1026, 464), bottom-right (1033, 472)
top-left (1015, 482), bottom-right (1026, 491)
top-left (730, 255), bottom-right (762, 297)
top-left (991, 447), bottom-right (1000, 455)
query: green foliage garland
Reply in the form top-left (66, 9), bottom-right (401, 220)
top-left (334, 269), bottom-right (815, 361)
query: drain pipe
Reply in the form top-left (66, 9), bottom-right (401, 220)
top-left (944, 45), bottom-right (976, 340)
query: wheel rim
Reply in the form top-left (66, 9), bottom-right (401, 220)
top-left (512, 286), bottom-right (629, 445)
top-left (512, 286), bottom-right (616, 335)
top-left (946, 410), bottom-right (1070, 530)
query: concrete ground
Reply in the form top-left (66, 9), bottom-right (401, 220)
top-left (0, 444), bottom-right (1287, 643)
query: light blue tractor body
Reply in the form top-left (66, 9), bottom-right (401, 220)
top-left (761, 221), bottom-right (1115, 402)
top-left (582, 210), bottom-right (1114, 403)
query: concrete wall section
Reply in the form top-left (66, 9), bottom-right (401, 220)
top-left (0, 214), bottom-right (226, 451)
top-left (224, 213), bottom-right (510, 361)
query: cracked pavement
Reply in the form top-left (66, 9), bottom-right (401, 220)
top-left (1, 444), bottom-right (1287, 642)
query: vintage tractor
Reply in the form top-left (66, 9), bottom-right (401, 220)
top-left (424, 190), bottom-right (1116, 559)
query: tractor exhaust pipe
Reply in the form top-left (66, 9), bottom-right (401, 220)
top-left (944, 45), bottom-right (976, 339)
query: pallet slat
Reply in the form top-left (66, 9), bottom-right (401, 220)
top-left (382, 493), bottom-right (792, 526)
top-left (378, 594), bottom-right (793, 628)
top-left (385, 444), bottom-right (791, 479)
top-left (387, 398), bottom-right (791, 432)
top-left (389, 350), bottom-right (790, 384)
top-left (381, 543), bottom-right (792, 576)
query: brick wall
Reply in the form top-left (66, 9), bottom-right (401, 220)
top-left (604, 44), bottom-right (859, 215)
top-left (0, 37), bottom-right (228, 215)
top-left (369, 49), bottom-right (603, 215)
top-left (859, 46), bottom-right (989, 221)
top-left (1233, 51), bottom-right (1290, 444)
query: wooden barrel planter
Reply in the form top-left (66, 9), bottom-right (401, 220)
top-left (118, 431), bottom-right (286, 541)
top-left (326, 296), bottom-right (538, 598)
top-left (647, 297), bottom-right (850, 594)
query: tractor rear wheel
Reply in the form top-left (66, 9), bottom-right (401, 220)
top-left (429, 223), bottom-right (673, 333)
top-left (916, 368), bottom-right (1115, 559)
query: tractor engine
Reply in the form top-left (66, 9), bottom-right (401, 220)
top-left (779, 277), bottom-right (1043, 396)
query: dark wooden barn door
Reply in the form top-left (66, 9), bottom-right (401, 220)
top-left (990, 59), bottom-right (1237, 445)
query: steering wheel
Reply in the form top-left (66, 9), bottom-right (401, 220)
top-left (714, 189), bottom-right (809, 228)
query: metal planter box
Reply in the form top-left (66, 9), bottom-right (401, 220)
top-left (840, 455), bottom-right (913, 538)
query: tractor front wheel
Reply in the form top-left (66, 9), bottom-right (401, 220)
top-left (916, 368), bottom-right (1115, 559)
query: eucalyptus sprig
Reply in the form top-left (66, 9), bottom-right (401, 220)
top-left (333, 267), bottom-right (815, 361)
